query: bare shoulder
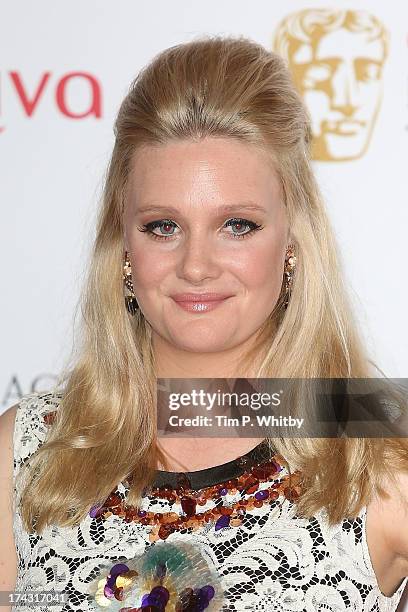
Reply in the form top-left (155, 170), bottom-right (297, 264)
top-left (0, 402), bottom-right (18, 482)
top-left (0, 403), bottom-right (18, 437)
top-left (0, 403), bottom-right (19, 601)
top-left (361, 469), bottom-right (408, 602)
top-left (378, 470), bottom-right (408, 560)
top-left (385, 471), bottom-right (408, 605)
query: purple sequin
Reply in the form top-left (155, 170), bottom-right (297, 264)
top-left (110, 563), bottom-right (129, 578)
top-left (255, 489), bottom-right (269, 501)
top-left (104, 583), bottom-right (114, 598)
top-left (89, 504), bottom-right (103, 518)
top-left (215, 514), bottom-right (230, 530)
top-left (201, 585), bottom-right (215, 600)
top-left (150, 585), bottom-right (169, 605)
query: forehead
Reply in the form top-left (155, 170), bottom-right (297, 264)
top-left (126, 137), bottom-right (282, 206)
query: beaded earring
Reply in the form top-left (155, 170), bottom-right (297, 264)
top-left (123, 250), bottom-right (139, 315)
top-left (283, 244), bottom-right (297, 309)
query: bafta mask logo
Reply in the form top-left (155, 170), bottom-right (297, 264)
top-left (273, 9), bottom-right (389, 161)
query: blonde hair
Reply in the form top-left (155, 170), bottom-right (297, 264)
top-left (18, 34), bottom-right (408, 534)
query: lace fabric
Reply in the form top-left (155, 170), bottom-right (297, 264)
top-left (11, 390), bottom-right (408, 611)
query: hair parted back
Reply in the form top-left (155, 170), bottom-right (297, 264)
top-left (18, 34), bottom-right (408, 534)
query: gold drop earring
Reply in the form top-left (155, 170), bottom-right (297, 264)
top-left (283, 244), bottom-right (297, 309)
top-left (123, 251), bottom-right (139, 315)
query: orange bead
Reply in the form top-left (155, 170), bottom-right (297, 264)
top-left (161, 513), bottom-right (179, 524)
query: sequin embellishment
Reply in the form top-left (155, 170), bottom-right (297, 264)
top-left (90, 541), bottom-right (224, 611)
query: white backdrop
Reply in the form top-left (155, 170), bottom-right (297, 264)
top-left (1, 1), bottom-right (408, 608)
top-left (1, 1), bottom-right (407, 405)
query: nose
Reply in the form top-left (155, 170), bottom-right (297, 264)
top-left (330, 59), bottom-right (360, 117)
top-left (176, 231), bottom-right (221, 284)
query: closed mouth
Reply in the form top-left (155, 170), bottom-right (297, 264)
top-left (171, 294), bottom-right (233, 302)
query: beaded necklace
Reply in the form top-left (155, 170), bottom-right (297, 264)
top-left (43, 411), bottom-right (303, 540)
top-left (89, 440), bottom-right (303, 542)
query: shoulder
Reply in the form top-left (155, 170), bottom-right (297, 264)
top-left (0, 403), bottom-right (18, 445)
top-left (0, 391), bottom-right (63, 594)
top-left (0, 402), bottom-right (19, 509)
top-left (384, 470), bottom-right (408, 560)
top-left (0, 404), bottom-right (19, 594)
top-left (371, 469), bottom-right (408, 569)
top-left (0, 403), bottom-right (18, 478)
top-left (0, 402), bottom-right (19, 481)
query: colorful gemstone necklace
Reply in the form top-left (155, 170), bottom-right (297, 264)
top-left (88, 441), bottom-right (303, 542)
top-left (42, 412), bottom-right (303, 541)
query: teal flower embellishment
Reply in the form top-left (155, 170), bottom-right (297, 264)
top-left (90, 541), bottom-right (224, 611)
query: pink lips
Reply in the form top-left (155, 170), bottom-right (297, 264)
top-left (171, 292), bottom-right (233, 314)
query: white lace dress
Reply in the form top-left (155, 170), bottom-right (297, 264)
top-left (11, 391), bottom-right (408, 611)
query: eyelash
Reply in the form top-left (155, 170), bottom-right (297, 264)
top-left (137, 218), bottom-right (264, 241)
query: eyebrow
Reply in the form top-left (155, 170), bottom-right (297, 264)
top-left (135, 202), bottom-right (268, 215)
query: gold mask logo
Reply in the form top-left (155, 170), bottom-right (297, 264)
top-left (273, 9), bottom-right (389, 161)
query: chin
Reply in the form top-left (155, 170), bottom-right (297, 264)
top-left (167, 330), bottom-right (236, 353)
top-left (174, 338), bottom-right (231, 353)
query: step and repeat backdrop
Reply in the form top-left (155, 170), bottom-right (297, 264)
top-left (1, 0), bottom-right (407, 413)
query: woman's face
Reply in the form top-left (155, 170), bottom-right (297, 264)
top-left (123, 137), bottom-right (290, 354)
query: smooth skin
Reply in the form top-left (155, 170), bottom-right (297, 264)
top-left (2, 137), bottom-right (407, 606)
top-left (0, 405), bottom-right (18, 612)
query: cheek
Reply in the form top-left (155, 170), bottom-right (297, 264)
top-left (231, 241), bottom-right (284, 292)
top-left (127, 240), bottom-right (172, 288)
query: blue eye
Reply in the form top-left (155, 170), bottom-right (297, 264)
top-left (141, 219), bottom-right (176, 239)
top-left (137, 218), bottom-right (264, 241)
top-left (223, 218), bottom-right (263, 238)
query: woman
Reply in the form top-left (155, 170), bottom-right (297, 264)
top-left (1, 35), bottom-right (408, 612)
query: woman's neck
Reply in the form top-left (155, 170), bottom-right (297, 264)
top-left (156, 436), bottom-right (266, 472)
top-left (151, 330), bottom-right (270, 471)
